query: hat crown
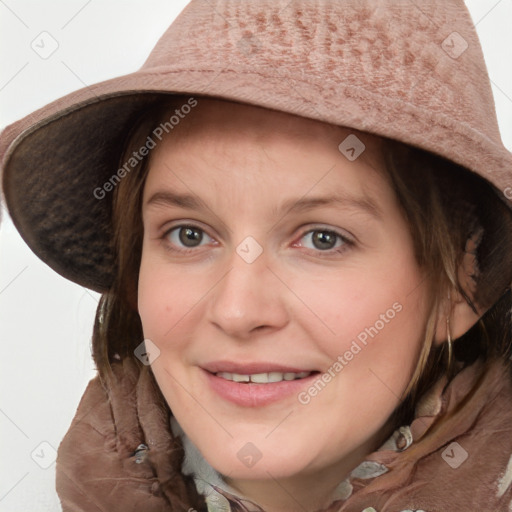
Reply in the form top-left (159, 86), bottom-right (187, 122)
top-left (142, 0), bottom-right (501, 143)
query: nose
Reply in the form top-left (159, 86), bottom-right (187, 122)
top-left (206, 249), bottom-right (290, 340)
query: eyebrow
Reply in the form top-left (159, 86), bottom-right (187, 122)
top-left (145, 190), bottom-right (382, 220)
top-left (146, 191), bottom-right (208, 210)
top-left (279, 193), bottom-right (382, 220)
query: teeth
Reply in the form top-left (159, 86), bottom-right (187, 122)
top-left (216, 371), bottom-right (312, 383)
top-left (232, 373), bottom-right (250, 383)
top-left (268, 372), bottom-right (283, 383)
top-left (252, 372), bottom-right (270, 383)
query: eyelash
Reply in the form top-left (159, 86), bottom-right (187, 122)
top-left (294, 227), bottom-right (354, 256)
top-left (161, 225), bottom-right (216, 255)
top-left (161, 224), bottom-right (354, 257)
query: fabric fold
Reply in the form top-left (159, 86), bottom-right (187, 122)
top-left (56, 357), bottom-right (512, 512)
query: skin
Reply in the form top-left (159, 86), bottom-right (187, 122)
top-left (137, 98), bottom-right (477, 511)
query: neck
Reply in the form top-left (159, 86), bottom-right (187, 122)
top-left (225, 468), bottom-right (343, 512)
top-left (224, 429), bottom-right (385, 512)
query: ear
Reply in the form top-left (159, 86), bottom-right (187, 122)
top-left (433, 290), bottom-right (481, 345)
top-left (433, 229), bottom-right (485, 345)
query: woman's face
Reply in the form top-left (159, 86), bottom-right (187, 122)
top-left (138, 99), bottom-right (430, 491)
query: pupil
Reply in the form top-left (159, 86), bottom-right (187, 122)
top-left (313, 230), bottom-right (336, 250)
top-left (180, 227), bottom-right (202, 247)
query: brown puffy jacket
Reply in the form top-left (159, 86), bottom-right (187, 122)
top-left (56, 357), bottom-right (512, 511)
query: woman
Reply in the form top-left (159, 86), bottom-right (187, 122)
top-left (1, 1), bottom-right (511, 510)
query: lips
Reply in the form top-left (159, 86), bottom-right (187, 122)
top-left (201, 361), bottom-right (317, 375)
top-left (201, 361), bottom-right (320, 407)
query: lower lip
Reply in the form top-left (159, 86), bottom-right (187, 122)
top-left (203, 369), bottom-right (319, 407)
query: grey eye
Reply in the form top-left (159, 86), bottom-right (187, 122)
top-left (167, 225), bottom-right (212, 249)
top-left (302, 230), bottom-right (343, 251)
top-left (179, 226), bottom-right (203, 247)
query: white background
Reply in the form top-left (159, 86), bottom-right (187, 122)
top-left (0, 1), bottom-right (511, 510)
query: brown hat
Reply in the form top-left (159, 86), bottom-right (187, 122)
top-left (1, 0), bottom-right (511, 292)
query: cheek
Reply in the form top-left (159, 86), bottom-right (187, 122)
top-left (137, 251), bottom-right (198, 348)
top-left (137, 264), bottom-right (168, 341)
top-left (290, 282), bottom-right (427, 453)
top-left (137, 255), bottom-right (200, 405)
top-left (286, 252), bottom-right (428, 394)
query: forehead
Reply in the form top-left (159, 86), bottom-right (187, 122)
top-left (143, 98), bottom-right (389, 205)
top-left (151, 97), bottom-right (384, 165)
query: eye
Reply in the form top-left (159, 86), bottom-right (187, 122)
top-left (164, 225), bottom-right (215, 251)
top-left (296, 228), bottom-right (352, 254)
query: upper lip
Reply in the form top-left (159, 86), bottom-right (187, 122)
top-left (202, 361), bottom-right (318, 374)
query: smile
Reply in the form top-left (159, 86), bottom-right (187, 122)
top-left (201, 363), bottom-right (320, 407)
top-left (215, 371), bottom-right (312, 383)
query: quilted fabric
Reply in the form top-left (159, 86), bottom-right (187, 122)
top-left (55, 357), bottom-right (512, 511)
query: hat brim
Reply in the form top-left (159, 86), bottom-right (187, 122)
top-left (2, 65), bottom-right (512, 291)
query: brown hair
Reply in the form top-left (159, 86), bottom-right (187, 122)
top-left (381, 139), bottom-right (512, 431)
top-left (91, 94), bottom-right (512, 506)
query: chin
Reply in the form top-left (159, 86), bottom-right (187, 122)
top-left (198, 436), bottom-right (320, 481)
